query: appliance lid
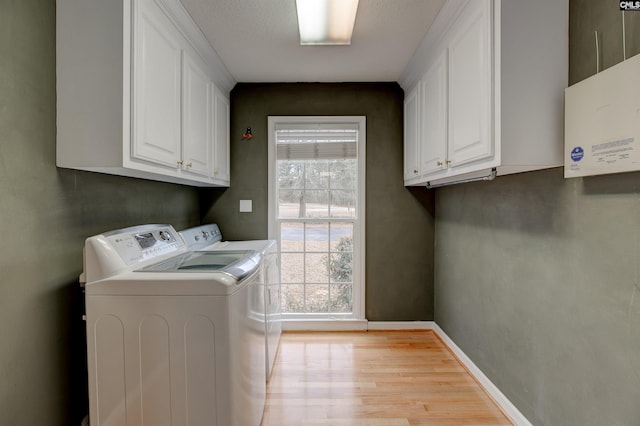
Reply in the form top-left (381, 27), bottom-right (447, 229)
top-left (137, 250), bottom-right (261, 281)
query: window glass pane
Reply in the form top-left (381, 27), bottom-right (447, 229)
top-left (280, 222), bottom-right (304, 252)
top-left (281, 253), bottom-right (303, 283)
top-left (273, 120), bottom-right (362, 317)
top-left (330, 223), bottom-right (353, 251)
top-left (305, 253), bottom-right (328, 283)
top-left (281, 284), bottom-right (305, 313)
top-left (302, 190), bottom-right (328, 218)
top-left (305, 223), bottom-right (328, 252)
top-left (278, 190), bottom-right (304, 219)
top-left (304, 161), bottom-right (329, 189)
top-left (278, 161), bottom-right (304, 189)
top-left (329, 284), bottom-right (352, 313)
top-left (330, 190), bottom-right (356, 218)
top-left (306, 284), bottom-right (329, 313)
top-left (329, 252), bottom-right (352, 283)
top-left (329, 160), bottom-right (357, 189)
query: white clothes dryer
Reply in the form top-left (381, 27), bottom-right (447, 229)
top-left (81, 224), bottom-right (266, 426)
top-left (180, 224), bottom-right (282, 381)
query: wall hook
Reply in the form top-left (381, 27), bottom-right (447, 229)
top-left (242, 127), bottom-right (253, 139)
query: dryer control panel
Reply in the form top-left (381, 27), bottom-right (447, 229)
top-left (180, 224), bottom-right (223, 251)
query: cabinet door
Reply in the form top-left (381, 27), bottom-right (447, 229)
top-left (182, 49), bottom-right (212, 178)
top-left (447, 0), bottom-right (492, 167)
top-left (403, 82), bottom-right (421, 180)
top-left (133, 0), bottom-right (182, 169)
top-left (421, 52), bottom-right (448, 175)
top-left (212, 86), bottom-right (230, 183)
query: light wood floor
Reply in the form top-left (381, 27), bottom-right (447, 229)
top-left (261, 331), bottom-right (512, 426)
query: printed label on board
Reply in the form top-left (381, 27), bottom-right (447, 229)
top-left (591, 137), bottom-right (634, 164)
top-left (570, 147), bottom-right (584, 162)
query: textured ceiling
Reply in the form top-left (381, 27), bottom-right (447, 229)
top-left (179, 0), bottom-right (446, 83)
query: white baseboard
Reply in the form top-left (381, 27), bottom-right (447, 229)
top-left (367, 321), bottom-right (435, 330)
top-left (281, 320), bottom-right (435, 331)
top-left (282, 319), bottom-right (368, 331)
top-left (432, 324), bottom-right (532, 426)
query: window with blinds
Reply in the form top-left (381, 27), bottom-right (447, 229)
top-left (275, 124), bottom-right (358, 160)
top-left (269, 117), bottom-right (366, 320)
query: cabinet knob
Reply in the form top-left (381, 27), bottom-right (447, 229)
top-left (177, 160), bottom-right (184, 166)
top-left (186, 163), bottom-right (192, 168)
top-left (437, 161), bottom-right (443, 167)
top-left (413, 169), bottom-right (418, 174)
top-left (445, 160), bottom-right (452, 165)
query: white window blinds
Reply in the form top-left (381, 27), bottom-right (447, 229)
top-left (275, 123), bottom-right (358, 160)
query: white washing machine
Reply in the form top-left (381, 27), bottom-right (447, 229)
top-left (81, 224), bottom-right (266, 426)
top-left (180, 224), bottom-right (282, 381)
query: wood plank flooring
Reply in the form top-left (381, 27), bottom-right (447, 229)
top-left (261, 331), bottom-right (512, 426)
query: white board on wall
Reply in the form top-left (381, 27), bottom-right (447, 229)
top-left (564, 53), bottom-right (640, 178)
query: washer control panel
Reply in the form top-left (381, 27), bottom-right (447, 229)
top-left (103, 225), bottom-right (185, 266)
top-left (179, 224), bottom-right (223, 251)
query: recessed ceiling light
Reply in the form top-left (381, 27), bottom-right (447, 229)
top-left (295, 0), bottom-right (359, 45)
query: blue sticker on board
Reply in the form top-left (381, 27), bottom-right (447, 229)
top-left (570, 147), bottom-right (584, 162)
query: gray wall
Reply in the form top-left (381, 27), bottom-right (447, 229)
top-left (0, 1), bottom-right (200, 424)
top-left (201, 83), bottom-right (435, 321)
top-left (435, 1), bottom-right (640, 425)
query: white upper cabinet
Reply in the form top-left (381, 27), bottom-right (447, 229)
top-left (403, 83), bottom-right (421, 180)
top-left (421, 51), bottom-right (448, 176)
top-left (212, 87), bottom-right (230, 184)
top-left (401, 0), bottom-right (568, 187)
top-left (133, 0), bottom-right (183, 169)
top-left (182, 48), bottom-right (212, 178)
top-left (56, 0), bottom-right (234, 187)
top-left (446, 0), bottom-right (492, 168)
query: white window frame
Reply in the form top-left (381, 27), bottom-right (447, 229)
top-left (268, 116), bottom-right (366, 323)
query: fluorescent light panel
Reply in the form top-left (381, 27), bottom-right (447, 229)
top-left (296, 0), bottom-right (359, 45)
